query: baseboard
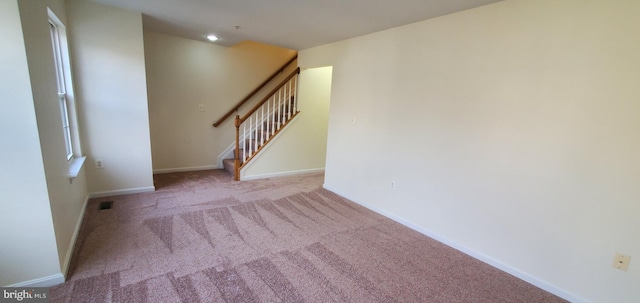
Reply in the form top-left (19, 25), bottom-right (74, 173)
top-left (153, 165), bottom-right (220, 174)
top-left (7, 273), bottom-right (65, 287)
top-left (62, 194), bottom-right (90, 277)
top-left (322, 184), bottom-right (588, 303)
top-left (89, 186), bottom-right (155, 199)
top-left (241, 168), bottom-right (324, 181)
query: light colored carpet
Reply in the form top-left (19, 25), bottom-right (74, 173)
top-left (51, 170), bottom-right (566, 302)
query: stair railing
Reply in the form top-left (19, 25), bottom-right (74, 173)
top-left (213, 55), bottom-right (298, 127)
top-left (233, 67), bottom-right (301, 180)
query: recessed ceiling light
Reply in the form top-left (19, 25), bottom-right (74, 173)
top-left (206, 34), bottom-right (218, 42)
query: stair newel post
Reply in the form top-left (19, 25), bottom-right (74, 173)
top-left (234, 115), bottom-right (241, 181)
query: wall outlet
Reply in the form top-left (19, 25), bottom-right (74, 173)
top-left (390, 181), bottom-right (396, 190)
top-left (198, 104), bottom-right (206, 112)
top-left (95, 159), bottom-right (104, 169)
top-left (612, 253), bottom-right (631, 271)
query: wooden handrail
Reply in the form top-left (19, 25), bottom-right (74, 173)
top-left (239, 67), bottom-right (300, 123)
top-left (213, 54), bottom-right (298, 127)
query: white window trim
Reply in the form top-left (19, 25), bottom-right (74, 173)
top-left (48, 8), bottom-right (85, 179)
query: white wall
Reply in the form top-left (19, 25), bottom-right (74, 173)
top-left (0, 0), bottom-right (63, 286)
top-left (143, 32), bottom-right (296, 172)
top-left (300, 1), bottom-right (640, 302)
top-left (17, 0), bottom-right (89, 276)
top-left (242, 66), bottom-right (332, 179)
top-left (66, 0), bottom-right (154, 195)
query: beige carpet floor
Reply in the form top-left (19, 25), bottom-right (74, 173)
top-left (50, 170), bottom-right (566, 302)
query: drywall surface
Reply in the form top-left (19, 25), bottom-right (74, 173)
top-left (67, 0), bottom-right (154, 194)
top-left (300, 0), bottom-right (640, 302)
top-left (143, 32), bottom-right (296, 172)
top-left (17, 0), bottom-right (89, 275)
top-left (0, 0), bottom-right (62, 286)
top-left (242, 66), bottom-right (331, 179)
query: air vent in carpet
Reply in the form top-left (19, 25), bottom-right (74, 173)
top-left (98, 201), bottom-right (113, 210)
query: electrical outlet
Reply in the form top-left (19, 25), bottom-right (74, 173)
top-left (95, 159), bottom-right (104, 169)
top-left (612, 253), bottom-right (631, 271)
top-left (198, 104), bottom-right (206, 112)
top-left (390, 181), bottom-right (396, 190)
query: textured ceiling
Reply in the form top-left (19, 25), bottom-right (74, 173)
top-left (87, 0), bottom-right (502, 50)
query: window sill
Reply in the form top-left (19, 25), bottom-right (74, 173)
top-left (68, 156), bottom-right (86, 181)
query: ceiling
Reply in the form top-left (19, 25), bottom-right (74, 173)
top-left (87, 0), bottom-right (502, 50)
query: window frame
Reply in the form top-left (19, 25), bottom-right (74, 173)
top-left (48, 8), bottom-right (85, 178)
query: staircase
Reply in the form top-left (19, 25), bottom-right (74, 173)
top-left (222, 95), bottom-right (297, 177)
top-left (220, 67), bottom-right (300, 180)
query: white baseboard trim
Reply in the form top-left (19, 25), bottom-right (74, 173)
top-left (62, 194), bottom-right (90, 277)
top-left (241, 168), bottom-right (324, 181)
top-left (7, 273), bottom-right (65, 287)
top-left (89, 186), bottom-right (155, 199)
top-left (153, 165), bottom-right (220, 174)
top-left (322, 184), bottom-right (588, 303)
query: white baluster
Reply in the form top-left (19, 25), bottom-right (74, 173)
top-left (287, 79), bottom-right (291, 114)
top-left (266, 97), bottom-right (270, 139)
top-left (243, 122), bottom-right (246, 162)
top-left (284, 81), bottom-right (289, 120)
top-left (282, 82), bottom-right (286, 119)
top-left (277, 88), bottom-right (282, 130)
top-left (272, 96), bottom-right (276, 135)
top-left (287, 80), bottom-right (292, 120)
top-left (260, 105), bottom-right (264, 146)
top-left (254, 112), bottom-right (258, 149)
top-left (248, 115), bottom-right (252, 156)
top-left (282, 85), bottom-right (287, 121)
top-left (293, 75), bottom-right (298, 113)
top-left (279, 88), bottom-right (287, 125)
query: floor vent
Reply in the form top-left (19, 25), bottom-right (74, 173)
top-left (98, 201), bottom-right (113, 210)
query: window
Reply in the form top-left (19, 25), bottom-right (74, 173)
top-left (48, 9), bottom-right (85, 178)
top-left (49, 20), bottom-right (73, 160)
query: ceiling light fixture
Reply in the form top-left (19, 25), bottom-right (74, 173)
top-left (206, 34), bottom-right (218, 42)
